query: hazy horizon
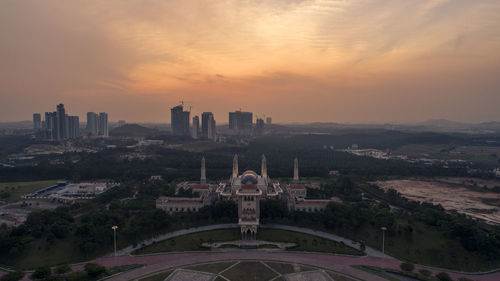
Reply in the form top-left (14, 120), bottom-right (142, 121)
top-left (2, 0), bottom-right (500, 123)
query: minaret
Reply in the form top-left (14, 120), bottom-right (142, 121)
top-left (261, 154), bottom-right (267, 179)
top-left (201, 157), bottom-right (206, 184)
top-left (293, 157), bottom-right (299, 183)
top-left (232, 154), bottom-right (238, 179)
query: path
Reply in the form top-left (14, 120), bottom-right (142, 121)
top-left (116, 223), bottom-right (387, 258)
top-left (91, 252), bottom-right (500, 281)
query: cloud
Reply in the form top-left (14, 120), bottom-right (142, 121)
top-left (0, 0), bottom-right (499, 122)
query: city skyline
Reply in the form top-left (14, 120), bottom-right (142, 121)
top-left (1, 1), bottom-right (500, 123)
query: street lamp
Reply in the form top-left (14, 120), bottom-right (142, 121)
top-left (381, 226), bottom-right (387, 255)
top-left (112, 225), bottom-right (118, 257)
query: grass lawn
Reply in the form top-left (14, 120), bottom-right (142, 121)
top-left (258, 229), bottom-right (362, 256)
top-left (0, 180), bottom-right (59, 203)
top-left (221, 262), bottom-right (277, 281)
top-left (184, 261), bottom-right (236, 274)
top-left (132, 229), bottom-right (241, 255)
top-left (338, 219), bottom-right (499, 272)
top-left (132, 228), bottom-right (363, 256)
top-left (138, 270), bottom-right (174, 281)
top-left (393, 144), bottom-right (500, 167)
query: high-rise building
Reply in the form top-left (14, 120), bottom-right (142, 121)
top-left (68, 116), bottom-right (80, 139)
top-left (56, 104), bottom-right (67, 140)
top-left (33, 113), bottom-right (41, 130)
top-left (192, 116), bottom-right (200, 139)
top-left (44, 112), bottom-right (57, 139)
top-left (229, 110), bottom-right (253, 135)
top-left (98, 112), bottom-right (109, 137)
top-left (201, 112), bottom-right (216, 140)
top-left (170, 104), bottom-right (190, 136)
top-left (266, 117), bottom-right (272, 125)
top-left (38, 104), bottom-right (80, 140)
top-left (255, 117), bottom-right (264, 136)
top-left (208, 116), bottom-right (216, 140)
top-left (86, 112), bottom-right (98, 136)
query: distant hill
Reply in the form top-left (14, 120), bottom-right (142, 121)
top-left (110, 124), bottom-right (159, 137)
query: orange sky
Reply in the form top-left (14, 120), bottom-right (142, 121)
top-left (1, 0), bottom-right (500, 123)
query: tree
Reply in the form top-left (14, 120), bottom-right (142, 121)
top-left (419, 269), bottom-right (431, 277)
top-left (436, 272), bottom-right (453, 281)
top-left (400, 262), bottom-right (415, 272)
top-left (54, 264), bottom-right (72, 274)
top-left (32, 266), bottom-right (51, 280)
top-left (0, 271), bottom-right (24, 281)
top-left (84, 263), bottom-right (107, 278)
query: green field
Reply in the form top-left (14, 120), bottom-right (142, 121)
top-left (257, 229), bottom-right (362, 256)
top-left (132, 229), bottom-right (241, 254)
top-left (393, 144), bottom-right (500, 167)
top-left (0, 180), bottom-right (59, 203)
top-left (133, 228), bottom-right (362, 256)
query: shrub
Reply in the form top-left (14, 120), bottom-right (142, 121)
top-left (32, 266), bottom-right (51, 280)
top-left (54, 264), bottom-right (72, 274)
top-left (436, 272), bottom-right (453, 281)
top-left (0, 271), bottom-right (25, 281)
top-left (458, 278), bottom-right (474, 281)
top-left (400, 262), bottom-right (415, 272)
top-left (65, 271), bottom-right (87, 281)
top-left (419, 269), bottom-right (432, 277)
top-left (84, 263), bottom-right (107, 278)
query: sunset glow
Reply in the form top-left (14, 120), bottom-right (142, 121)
top-left (1, 0), bottom-right (500, 123)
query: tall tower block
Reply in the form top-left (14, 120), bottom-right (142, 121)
top-left (232, 154), bottom-right (239, 179)
top-left (293, 157), bottom-right (299, 182)
top-left (261, 154), bottom-right (267, 179)
top-left (201, 157), bottom-right (206, 184)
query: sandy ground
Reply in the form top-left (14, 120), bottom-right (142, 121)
top-left (373, 179), bottom-right (500, 224)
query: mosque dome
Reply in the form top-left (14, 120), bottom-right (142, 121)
top-left (241, 170), bottom-right (258, 184)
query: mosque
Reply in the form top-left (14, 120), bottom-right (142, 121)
top-left (156, 155), bottom-right (335, 240)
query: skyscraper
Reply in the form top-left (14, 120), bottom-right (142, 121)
top-left (33, 113), bottom-right (41, 130)
top-left (56, 104), bottom-right (66, 140)
top-left (38, 104), bottom-right (80, 140)
top-left (192, 116), bottom-right (200, 139)
top-left (98, 112), bottom-right (109, 137)
top-left (86, 112), bottom-right (98, 136)
top-left (201, 112), bottom-right (216, 140)
top-left (68, 116), bottom-right (80, 139)
top-left (255, 117), bottom-right (264, 136)
top-left (170, 104), bottom-right (190, 136)
top-left (229, 110), bottom-right (253, 135)
top-left (266, 117), bottom-right (272, 125)
top-left (208, 116), bottom-right (216, 140)
top-left (44, 112), bottom-right (57, 139)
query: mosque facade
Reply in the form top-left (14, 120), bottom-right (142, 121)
top-left (156, 155), bottom-right (335, 240)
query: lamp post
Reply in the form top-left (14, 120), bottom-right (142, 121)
top-left (381, 226), bottom-right (387, 255)
top-left (112, 225), bottom-right (118, 258)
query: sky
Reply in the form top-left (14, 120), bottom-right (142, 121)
top-left (1, 0), bottom-right (500, 124)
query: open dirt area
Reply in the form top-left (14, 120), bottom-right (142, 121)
top-left (373, 179), bottom-right (500, 224)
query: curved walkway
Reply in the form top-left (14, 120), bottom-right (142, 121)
top-left (261, 224), bottom-right (389, 258)
top-left (115, 224), bottom-right (239, 256)
top-left (93, 252), bottom-right (500, 281)
top-left (116, 224), bottom-right (387, 257)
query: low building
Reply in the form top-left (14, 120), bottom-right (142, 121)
top-left (292, 198), bottom-right (332, 212)
top-left (156, 196), bottom-right (208, 213)
top-left (287, 184), bottom-right (308, 198)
